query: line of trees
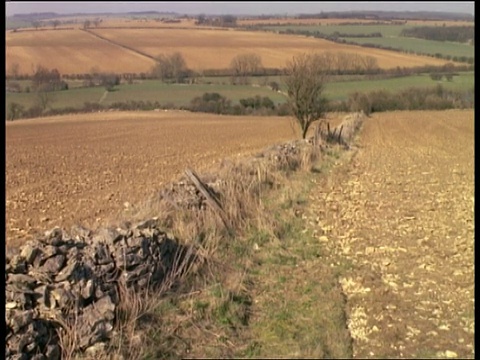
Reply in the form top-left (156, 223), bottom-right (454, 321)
top-left (230, 53), bottom-right (264, 85)
top-left (275, 28), bottom-right (475, 64)
top-left (195, 14), bottom-right (237, 27)
top-left (329, 31), bottom-right (382, 38)
top-left (6, 58), bottom-right (472, 84)
top-left (400, 26), bottom-right (474, 44)
top-left (6, 83), bottom-right (474, 122)
top-left (150, 52), bottom-right (192, 83)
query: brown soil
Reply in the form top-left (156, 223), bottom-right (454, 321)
top-left (5, 111), bottom-right (298, 249)
top-left (305, 110), bottom-right (474, 358)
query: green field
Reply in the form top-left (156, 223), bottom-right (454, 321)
top-left (264, 24), bottom-right (411, 37)
top-left (102, 82), bottom-right (288, 106)
top-left (342, 37), bottom-right (474, 58)
top-left (6, 72), bottom-right (474, 112)
top-left (324, 72), bottom-right (474, 100)
top-left (6, 18), bottom-right (35, 30)
top-left (261, 24), bottom-right (474, 60)
top-left (6, 81), bottom-right (288, 110)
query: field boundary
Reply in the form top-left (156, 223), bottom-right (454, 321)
top-left (82, 28), bottom-right (159, 62)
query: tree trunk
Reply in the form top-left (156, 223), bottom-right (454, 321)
top-left (302, 125), bottom-right (309, 139)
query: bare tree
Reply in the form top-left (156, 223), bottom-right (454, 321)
top-left (195, 14), bottom-right (206, 25)
top-left (7, 102), bottom-right (25, 121)
top-left (362, 55), bottom-right (379, 73)
top-left (284, 53), bottom-right (329, 139)
top-left (100, 73), bottom-right (121, 91)
top-left (32, 21), bottom-right (41, 30)
top-left (35, 85), bottom-right (56, 112)
top-left (83, 20), bottom-right (91, 29)
top-left (93, 18), bottom-right (102, 27)
top-left (152, 52), bottom-right (189, 83)
top-left (230, 53), bottom-right (263, 85)
top-left (8, 62), bottom-right (20, 79)
top-left (32, 66), bottom-right (62, 91)
top-left (52, 19), bottom-right (61, 29)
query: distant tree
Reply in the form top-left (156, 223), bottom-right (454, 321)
top-left (93, 18), bottom-right (102, 27)
top-left (8, 62), bottom-right (20, 79)
top-left (32, 66), bottom-right (62, 91)
top-left (83, 20), bottom-right (91, 29)
top-left (7, 102), bottom-right (25, 121)
top-left (100, 73), bottom-right (121, 91)
top-left (221, 15), bottom-right (237, 27)
top-left (152, 52), bottom-right (189, 83)
top-left (445, 73), bottom-right (454, 82)
top-left (230, 53), bottom-right (263, 85)
top-left (362, 55), bottom-right (379, 73)
top-left (269, 81), bottom-right (280, 92)
top-left (442, 62), bottom-right (455, 73)
top-left (35, 85), bottom-right (56, 112)
top-left (196, 14), bottom-right (206, 25)
top-left (52, 19), bottom-right (61, 29)
top-left (284, 53), bottom-right (329, 139)
top-left (32, 21), bottom-right (41, 30)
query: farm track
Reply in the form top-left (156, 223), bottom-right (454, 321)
top-left (305, 110), bottom-right (474, 358)
top-left (82, 28), bottom-right (159, 62)
top-left (5, 111), bottom-right (297, 249)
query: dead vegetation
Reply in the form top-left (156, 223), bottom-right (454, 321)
top-left (6, 112), bottom-right (365, 359)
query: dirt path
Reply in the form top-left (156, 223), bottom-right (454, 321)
top-left (307, 110), bottom-right (474, 358)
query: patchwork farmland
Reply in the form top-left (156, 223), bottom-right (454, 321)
top-left (5, 8), bottom-right (474, 360)
top-left (7, 26), bottom-right (455, 75)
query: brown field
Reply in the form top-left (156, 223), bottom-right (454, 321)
top-left (5, 111), bottom-right (300, 248)
top-left (406, 19), bottom-right (474, 26)
top-left (307, 109), bottom-right (474, 358)
top-left (94, 17), bottom-right (201, 28)
top-left (5, 29), bottom-right (157, 75)
top-left (7, 25), bottom-right (454, 75)
top-left (90, 27), bottom-right (452, 70)
top-left (36, 17), bottom-right (203, 29)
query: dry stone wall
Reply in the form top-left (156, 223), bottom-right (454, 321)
top-left (5, 112), bottom-right (364, 359)
top-left (6, 219), bottom-right (192, 359)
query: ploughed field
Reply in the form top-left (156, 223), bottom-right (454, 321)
top-left (6, 27), bottom-right (453, 75)
top-left (307, 109), bottom-right (474, 358)
top-left (5, 111), bottom-right (297, 248)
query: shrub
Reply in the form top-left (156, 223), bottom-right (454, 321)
top-left (275, 103), bottom-right (291, 116)
top-left (348, 92), bottom-right (371, 115)
top-left (190, 93), bottom-right (232, 114)
top-left (23, 105), bottom-right (43, 118)
top-left (83, 102), bottom-right (104, 112)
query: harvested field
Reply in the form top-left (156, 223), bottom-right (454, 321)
top-left (32, 17), bottom-right (202, 29)
top-left (5, 111), bottom-right (300, 248)
top-left (305, 109), bottom-right (474, 358)
top-left (7, 26), bottom-right (453, 76)
top-left (91, 28), bottom-right (453, 70)
top-left (5, 29), bottom-right (157, 75)
top-left (406, 19), bottom-right (474, 26)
